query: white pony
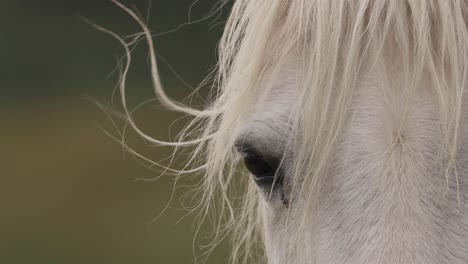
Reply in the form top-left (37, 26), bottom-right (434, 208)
top-left (105, 0), bottom-right (468, 263)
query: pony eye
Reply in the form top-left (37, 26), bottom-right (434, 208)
top-left (239, 149), bottom-right (283, 190)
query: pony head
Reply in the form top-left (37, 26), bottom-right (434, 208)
top-left (108, 0), bottom-right (468, 263)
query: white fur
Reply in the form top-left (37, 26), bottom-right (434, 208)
top-left (239, 64), bottom-right (468, 263)
top-left (107, 0), bottom-right (468, 263)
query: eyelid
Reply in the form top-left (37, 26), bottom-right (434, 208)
top-left (235, 141), bottom-right (280, 171)
top-left (234, 140), bottom-right (280, 166)
top-left (234, 139), bottom-right (253, 154)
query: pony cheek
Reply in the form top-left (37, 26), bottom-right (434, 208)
top-left (260, 201), bottom-right (298, 263)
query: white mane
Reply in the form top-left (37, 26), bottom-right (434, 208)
top-left (104, 0), bottom-right (468, 263)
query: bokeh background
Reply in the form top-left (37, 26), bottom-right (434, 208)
top-left (2, 0), bottom-right (232, 263)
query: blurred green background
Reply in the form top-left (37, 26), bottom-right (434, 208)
top-left (1, 0), bottom-right (231, 263)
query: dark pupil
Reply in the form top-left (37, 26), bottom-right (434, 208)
top-left (241, 151), bottom-right (282, 189)
top-left (243, 153), bottom-right (275, 177)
